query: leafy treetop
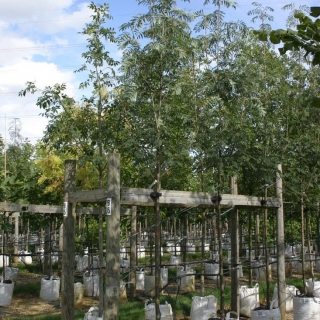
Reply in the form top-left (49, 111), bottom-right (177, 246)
top-left (255, 7), bottom-right (320, 65)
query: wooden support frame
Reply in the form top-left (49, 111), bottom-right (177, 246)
top-left (68, 188), bottom-right (280, 209)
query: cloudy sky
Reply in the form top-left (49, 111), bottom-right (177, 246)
top-left (0, 0), bottom-right (318, 145)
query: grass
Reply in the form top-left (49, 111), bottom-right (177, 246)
top-left (7, 310), bottom-right (85, 320)
top-left (13, 281), bottom-right (41, 296)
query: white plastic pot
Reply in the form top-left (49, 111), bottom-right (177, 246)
top-left (251, 299), bottom-right (281, 320)
top-left (205, 263), bottom-right (219, 280)
top-left (272, 284), bottom-right (297, 312)
top-left (0, 278), bottom-right (14, 306)
top-left (3, 267), bottom-right (19, 282)
top-left (169, 255), bottom-right (181, 269)
top-left (84, 306), bottom-right (103, 320)
top-left (136, 269), bottom-right (145, 290)
top-left (40, 275), bottom-right (60, 301)
top-left (293, 296), bottom-right (320, 320)
top-left (240, 284), bottom-right (259, 317)
top-left (305, 279), bottom-right (320, 297)
top-left (145, 301), bottom-right (173, 320)
top-left (74, 282), bottom-right (84, 309)
top-left (145, 275), bottom-right (155, 297)
top-left (190, 295), bottom-right (217, 320)
top-left (18, 251), bottom-right (33, 265)
top-left (177, 266), bottom-right (195, 292)
top-left (226, 311), bottom-right (239, 320)
top-left (83, 272), bottom-right (99, 297)
top-left (0, 255), bottom-right (9, 268)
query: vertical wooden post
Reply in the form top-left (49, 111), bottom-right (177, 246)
top-left (248, 210), bottom-right (253, 287)
top-left (58, 223), bottom-right (63, 278)
top-left (200, 210), bottom-right (205, 297)
top-left (255, 214), bottom-right (260, 255)
top-left (276, 164), bottom-right (286, 320)
top-left (14, 212), bottom-right (19, 264)
top-left (153, 178), bottom-right (161, 320)
top-left (104, 153), bottom-right (120, 320)
top-left (130, 206), bottom-right (137, 299)
top-left (230, 176), bottom-right (239, 314)
top-left (264, 184), bottom-right (270, 307)
top-left (61, 160), bottom-right (76, 320)
top-left (44, 223), bottom-right (50, 275)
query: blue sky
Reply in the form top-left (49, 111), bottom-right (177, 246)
top-left (0, 0), bottom-right (318, 145)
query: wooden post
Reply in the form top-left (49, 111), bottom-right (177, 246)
top-left (230, 177), bottom-right (239, 315)
top-left (248, 210), bottom-right (253, 287)
top-left (201, 210), bottom-right (205, 297)
top-left (104, 153), bottom-right (121, 320)
top-left (44, 223), bottom-right (50, 275)
top-left (255, 213), bottom-right (260, 256)
top-left (276, 164), bottom-right (286, 320)
top-left (61, 160), bottom-right (77, 320)
top-left (153, 177), bottom-right (161, 320)
top-left (58, 223), bottom-right (63, 278)
top-left (130, 206), bottom-right (137, 298)
top-left (264, 184), bottom-right (270, 307)
top-left (14, 212), bottom-right (19, 264)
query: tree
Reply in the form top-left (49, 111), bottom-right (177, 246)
top-left (257, 7), bottom-right (320, 65)
top-left (117, 0), bottom-right (196, 317)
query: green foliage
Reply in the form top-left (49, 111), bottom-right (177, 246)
top-left (255, 7), bottom-right (320, 65)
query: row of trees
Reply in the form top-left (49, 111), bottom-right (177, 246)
top-left (1, 0), bottom-right (320, 242)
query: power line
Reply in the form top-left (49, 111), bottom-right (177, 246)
top-left (0, 65), bottom-right (83, 73)
top-left (0, 43), bottom-right (86, 53)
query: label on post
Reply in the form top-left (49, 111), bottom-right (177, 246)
top-left (106, 198), bottom-right (112, 215)
top-left (63, 202), bottom-right (68, 217)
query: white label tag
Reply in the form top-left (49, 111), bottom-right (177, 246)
top-left (63, 202), bottom-right (68, 217)
top-left (106, 198), bottom-right (112, 215)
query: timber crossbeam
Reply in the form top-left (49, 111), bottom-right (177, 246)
top-left (68, 187), bottom-right (280, 209)
top-left (0, 203), bottom-right (131, 215)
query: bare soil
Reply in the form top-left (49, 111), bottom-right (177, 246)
top-left (0, 266), bottom-right (297, 319)
top-left (0, 272), bottom-right (98, 319)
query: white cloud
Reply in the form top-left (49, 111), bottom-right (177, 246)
top-left (0, 0), bottom-right (91, 33)
top-left (0, 60), bottom-right (78, 143)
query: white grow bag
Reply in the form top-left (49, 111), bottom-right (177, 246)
top-left (177, 266), bottom-right (195, 292)
top-left (3, 267), bottom-right (19, 282)
top-left (251, 299), bottom-right (281, 320)
top-left (18, 251), bottom-right (33, 265)
top-left (272, 284), bottom-right (297, 312)
top-left (190, 295), bottom-right (217, 320)
top-left (293, 296), bottom-right (320, 320)
top-left (305, 279), bottom-right (320, 297)
top-left (83, 272), bottom-right (99, 297)
top-left (40, 275), bottom-right (60, 301)
top-left (145, 301), bottom-right (173, 320)
top-left (0, 255), bottom-right (9, 268)
top-left (205, 263), bottom-right (219, 280)
top-left (136, 269), bottom-right (145, 290)
top-left (74, 282), bottom-right (84, 309)
top-left (169, 255), bottom-right (181, 269)
top-left (240, 284), bottom-right (259, 317)
top-left (0, 278), bottom-right (14, 306)
top-left (84, 306), bottom-right (102, 320)
top-left (145, 275), bottom-right (156, 297)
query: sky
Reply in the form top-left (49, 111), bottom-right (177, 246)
top-left (0, 0), bottom-right (318, 146)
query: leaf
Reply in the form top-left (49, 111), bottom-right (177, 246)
top-left (313, 51), bottom-right (320, 66)
top-left (269, 31), bottom-right (280, 44)
top-left (258, 31), bottom-right (268, 41)
top-left (310, 7), bottom-right (320, 18)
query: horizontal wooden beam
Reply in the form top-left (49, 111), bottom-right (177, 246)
top-left (0, 203), bottom-right (131, 216)
top-left (0, 203), bottom-right (62, 214)
top-left (0, 188), bottom-right (280, 214)
top-left (69, 187), bottom-right (280, 209)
